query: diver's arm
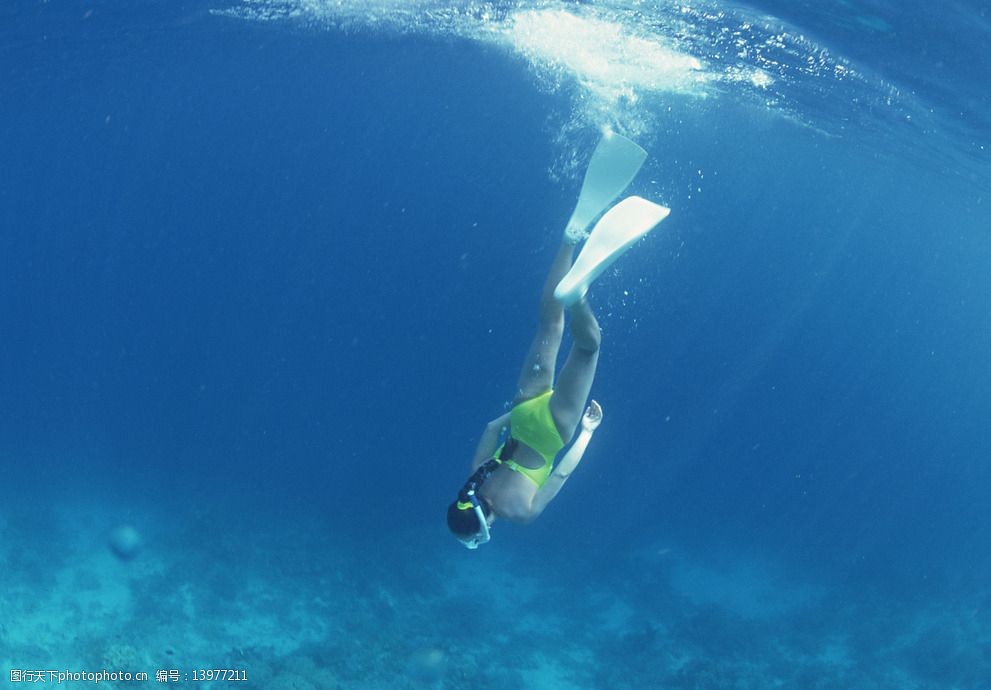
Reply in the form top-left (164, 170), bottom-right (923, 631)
top-left (470, 412), bottom-right (512, 471)
top-left (528, 401), bottom-right (602, 518)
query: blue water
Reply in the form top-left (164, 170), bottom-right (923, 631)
top-left (2, 1), bottom-right (990, 688)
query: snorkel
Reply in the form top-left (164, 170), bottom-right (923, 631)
top-left (460, 491), bottom-right (491, 549)
top-left (450, 458), bottom-right (500, 549)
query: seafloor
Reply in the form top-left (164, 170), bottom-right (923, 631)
top-left (2, 504), bottom-right (988, 690)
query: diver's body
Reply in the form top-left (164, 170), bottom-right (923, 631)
top-left (445, 238), bottom-right (607, 549)
top-left (471, 241), bottom-right (602, 523)
top-left (446, 132), bottom-right (670, 549)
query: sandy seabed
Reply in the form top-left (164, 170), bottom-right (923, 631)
top-left (1, 504), bottom-right (988, 690)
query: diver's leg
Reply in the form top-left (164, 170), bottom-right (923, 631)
top-left (513, 242), bottom-right (576, 402)
top-left (549, 297), bottom-right (600, 441)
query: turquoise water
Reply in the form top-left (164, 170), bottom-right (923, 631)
top-left (1, 1), bottom-right (989, 688)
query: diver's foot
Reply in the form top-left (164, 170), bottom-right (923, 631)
top-left (554, 196), bottom-right (670, 307)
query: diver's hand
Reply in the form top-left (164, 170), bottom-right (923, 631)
top-left (581, 400), bottom-right (603, 431)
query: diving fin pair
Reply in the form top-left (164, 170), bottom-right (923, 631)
top-left (555, 132), bottom-right (671, 307)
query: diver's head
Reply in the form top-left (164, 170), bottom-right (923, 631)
top-left (447, 495), bottom-right (492, 549)
top-left (448, 458), bottom-right (500, 549)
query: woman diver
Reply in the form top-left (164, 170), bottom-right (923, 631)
top-left (447, 132), bottom-right (670, 549)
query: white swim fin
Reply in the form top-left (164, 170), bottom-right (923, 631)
top-left (564, 132), bottom-right (648, 243)
top-left (555, 196), bottom-right (670, 307)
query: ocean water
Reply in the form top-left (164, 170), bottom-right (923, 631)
top-left (1, 0), bottom-right (990, 688)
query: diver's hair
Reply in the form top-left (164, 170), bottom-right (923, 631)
top-left (446, 499), bottom-right (489, 538)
